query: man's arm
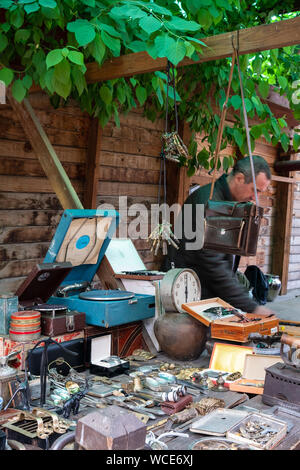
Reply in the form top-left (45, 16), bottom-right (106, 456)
top-left (184, 248), bottom-right (258, 312)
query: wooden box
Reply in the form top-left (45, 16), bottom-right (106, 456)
top-left (229, 354), bottom-right (284, 395)
top-left (182, 298), bottom-right (279, 343)
top-left (211, 313), bottom-right (279, 343)
top-left (84, 321), bottom-right (146, 365)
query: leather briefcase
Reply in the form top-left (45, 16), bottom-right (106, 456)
top-left (203, 200), bottom-right (264, 256)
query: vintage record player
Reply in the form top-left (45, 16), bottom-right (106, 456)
top-left (43, 210), bottom-right (156, 328)
top-left (262, 334), bottom-right (300, 411)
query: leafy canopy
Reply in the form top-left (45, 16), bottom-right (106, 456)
top-left (0, 0), bottom-right (299, 173)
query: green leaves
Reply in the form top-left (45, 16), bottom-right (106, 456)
top-left (258, 81), bottom-right (270, 99)
top-left (139, 15), bottom-right (162, 35)
top-left (46, 49), bottom-right (64, 68)
top-left (0, 33), bottom-right (8, 52)
top-left (136, 85), bottom-right (147, 106)
top-left (278, 76), bottom-right (288, 91)
top-left (12, 79), bottom-right (27, 102)
top-left (88, 34), bottom-right (106, 64)
top-left (293, 133), bottom-right (300, 152)
top-left (67, 19), bottom-right (96, 46)
top-left (100, 30), bottom-right (120, 57)
top-left (99, 85), bottom-right (112, 105)
top-left (154, 35), bottom-right (186, 65)
top-left (0, 67), bottom-right (14, 86)
top-left (230, 95), bottom-right (242, 110)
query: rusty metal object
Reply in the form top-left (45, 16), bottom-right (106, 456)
top-left (154, 313), bottom-right (207, 360)
top-left (75, 405), bottom-right (147, 450)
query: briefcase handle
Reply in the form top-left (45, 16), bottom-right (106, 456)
top-left (209, 34), bottom-right (259, 208)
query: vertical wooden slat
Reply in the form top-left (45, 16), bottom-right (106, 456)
top-left (271, 152), bottom-right (296, 294)
top-left (83, 117), bottom-right (102, 209)
top-left (7, 90), bottom-right (83, 211)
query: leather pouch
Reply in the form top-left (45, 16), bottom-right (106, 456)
top-left (160, 394), bottom-right (193, 415)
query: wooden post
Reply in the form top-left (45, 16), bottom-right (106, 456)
top-left (7, 89), bottom-right (83, 211)
top-left (271, 152), bottom-right (297, 294)
top-left (83, 117), bottom-right (102, 209)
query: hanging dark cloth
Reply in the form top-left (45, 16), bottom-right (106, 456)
top-left (244, 265), bottom-right (269, 305)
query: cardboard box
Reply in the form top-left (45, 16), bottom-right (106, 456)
top-left (199, 342), bottom-right (253, 388)
top-left (0, 330), bottom-right (84, 370)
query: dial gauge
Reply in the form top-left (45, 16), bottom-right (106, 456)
top-left (160, 268), bottom-right (201, 313)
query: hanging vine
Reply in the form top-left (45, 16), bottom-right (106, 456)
top-left (0, 0), bottom-right (299, 173)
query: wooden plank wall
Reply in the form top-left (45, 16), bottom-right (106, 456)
top-left (95, 107), bottom-right (165, 271)
top-left (0, 93), bottom-right (165, 294)
top-left (0, 89), bottom-right (298, 294)
top-left (287, 167), bottom-right (300, 290)
top-left (0, 93), bottom-right (87, 293)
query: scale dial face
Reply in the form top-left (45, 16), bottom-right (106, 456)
top-left (160, 268), bottom-right (201, 313)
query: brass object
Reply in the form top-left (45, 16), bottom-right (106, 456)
top-left (176, 368), bottom-right (205, 380)
top-left (65, 381), bottom-right (80, 394)
top-left (162, 131), bottom-right (189, 163)
top-left (3, 408), bottom-right (71, 440)
top-left (188, 397), bottom-right (225, 416)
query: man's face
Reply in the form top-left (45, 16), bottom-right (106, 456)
top-left (229, 172), bottom-right (270, 202)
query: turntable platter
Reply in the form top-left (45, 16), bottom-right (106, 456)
top-left (79, 290), bottom-right (135, 301)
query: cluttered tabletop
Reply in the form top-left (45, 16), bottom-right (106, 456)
top-left (1, 343), bottom-right (299, 452)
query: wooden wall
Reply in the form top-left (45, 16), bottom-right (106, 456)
top-left (0, 89), bottom-right (298, 295)
top-left (0, 93), bottom-right (164, 294)
top-left (287, 172), bottom-right (300, 290)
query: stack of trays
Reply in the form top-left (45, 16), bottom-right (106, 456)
top-left (9, 310), bottom-right (41, 342)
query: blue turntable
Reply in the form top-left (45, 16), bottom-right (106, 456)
top-left (43, 209), bottom-right (155, 328)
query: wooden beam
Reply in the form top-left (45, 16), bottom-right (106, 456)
top-left (7, 89), bottom-right (83, 211)
top-left (274, 160), bottom-right (300, 173)
top-left (271, 175), bottom-right (300, 184)
top-left (85, 17), bottom-right (300, 83)
top-left (83, 117), bottom-right (102, 209)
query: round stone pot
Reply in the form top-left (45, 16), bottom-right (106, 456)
top-left (154, 312), bottom-right (207, 361)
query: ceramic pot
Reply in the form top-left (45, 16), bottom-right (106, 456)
top-left (154, 312), bottom-right (207, 361)
top-left (265, 274), bottom-right (281, 302)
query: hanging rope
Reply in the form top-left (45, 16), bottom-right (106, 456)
top-left (148, 61), bottom-right (180, 256)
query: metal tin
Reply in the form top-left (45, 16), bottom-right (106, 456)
top-left (9, 328), bottom-right (41, 342)
top-left (9, 310), bottom-right (41, 341)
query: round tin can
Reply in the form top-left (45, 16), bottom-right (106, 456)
top-left (9, 328), bottom-right (41, 342)
top-left (9, 310), bottom-right (41, 341)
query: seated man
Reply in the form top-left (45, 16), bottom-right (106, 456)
top-left (163, 155), bottom-right (274, 317)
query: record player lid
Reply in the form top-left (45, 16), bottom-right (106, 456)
top-left (43, 209), bottom-right (119, 285)
top-left (16, 262), bottom-right (73, 306)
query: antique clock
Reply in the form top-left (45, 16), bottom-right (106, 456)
top-left (160, 268), bottom-right (201, 313)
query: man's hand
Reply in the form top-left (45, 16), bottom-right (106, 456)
top-left (253, 305), bottom-right (276, 317)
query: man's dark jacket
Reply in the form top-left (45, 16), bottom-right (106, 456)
top-left (163, 174), bottom-right (258, 312)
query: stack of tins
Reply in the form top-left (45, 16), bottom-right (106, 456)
top-left (9, 311), bottom-right (41, 342)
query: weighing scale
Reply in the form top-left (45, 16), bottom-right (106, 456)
top-left (43, 210), bottom-right (156, 328)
